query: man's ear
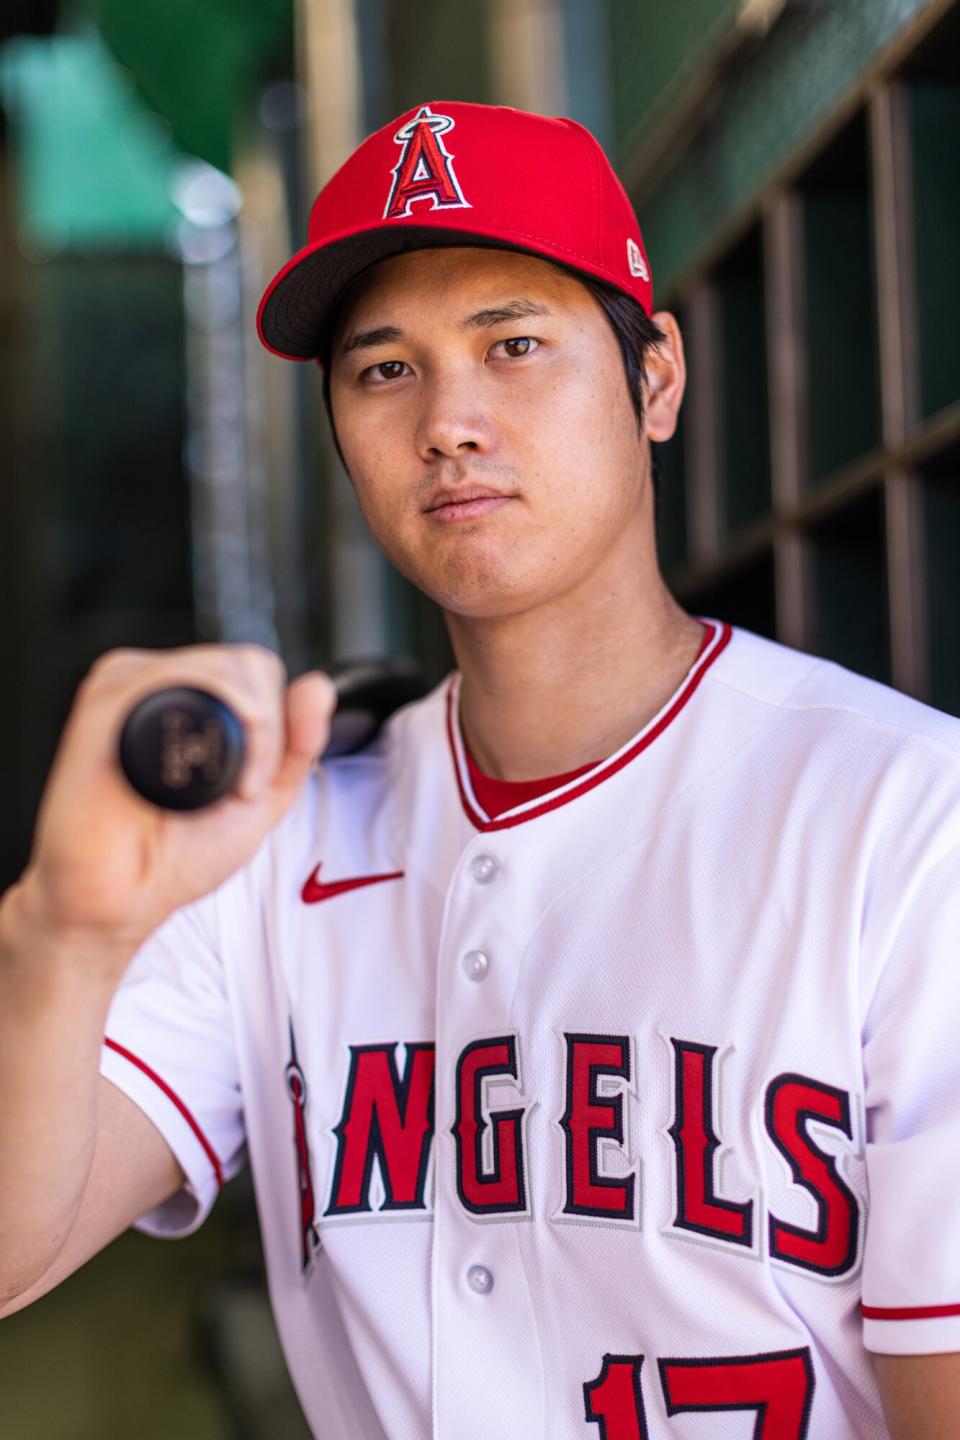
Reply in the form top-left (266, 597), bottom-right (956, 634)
top-left (643, 311), bottom-right (686, 444)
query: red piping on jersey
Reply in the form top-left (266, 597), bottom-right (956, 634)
top-left (104, 1037), bottom-right (224, 1189)
top-left (446, 618), bottom-right (732, 832)
top-left (862, 1302), bottom-right (960, 1321)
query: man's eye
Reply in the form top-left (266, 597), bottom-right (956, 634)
top-left (362, 360), bottom-right (408, 383)
top-left (493, 336), bottom-right (538, 359)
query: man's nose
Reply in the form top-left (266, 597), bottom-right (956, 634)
top-left (415, 371), bottom-right (495, 460)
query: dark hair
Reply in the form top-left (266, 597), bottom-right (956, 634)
top-left (578, 276), bottom-right (667, 517)
top-left (319, 259), bottom-right (667, 513)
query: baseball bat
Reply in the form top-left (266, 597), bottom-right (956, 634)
top-left (117, 659), bottom-right (427, 812)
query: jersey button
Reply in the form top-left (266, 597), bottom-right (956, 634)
top-left (462, 949), bottom-right (490, 982)
top-left (470, 854), bottom-right (499, 885)
top-left (466, 1264), bottom-right (494, 1295)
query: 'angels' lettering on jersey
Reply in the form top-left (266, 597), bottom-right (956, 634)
top-left (557, 1033), bottom-right (639, 1226)
top-left (765, 1073), bottom-right (862, 1277)
top-left (452, 1034), bottom-right (531, 1217)
top-left (324, 1042), bottom-right (435, 1217)
top-left (319, 1029), bottom-right (864, 1283)
top-left (665, 1038), bottom-right (756, 1252)
top-left (285, 1023), bottom-right (321, 1272)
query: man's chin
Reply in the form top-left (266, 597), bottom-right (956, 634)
top-left (395, 551), bottom-right (524, 614)
top-left (380, 528), bottom-right (561, 623)
top-left (432, 583), bottom-right (543, 626)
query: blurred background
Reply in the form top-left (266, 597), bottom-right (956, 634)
top-left (1, 0), bottom-right (959, 1434)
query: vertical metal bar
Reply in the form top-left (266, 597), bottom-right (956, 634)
top-left (182, 227), bottom-right (280, 650)
top-left (297, 0), bottom-right (363, 191)
top-left (764, 191), bottom-right (809, 514)
top-left (764, 190), bottom-right (811, 651)
top-left (774, 531), bottom-right (812, 653)
top-left (295, 0), bottom-right (390, 660)
top-left (236, 135), bottom-right (312, 675)
top-left (871, 80), bottom-right (920, 450)
top-left (486, 0), bottom-right (568, 114)
top-left (871, 81), bottom-right (926, 697)
top-left (884, 466), bottom-right (927, 698)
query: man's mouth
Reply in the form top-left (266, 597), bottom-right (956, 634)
top-left (425, 494), bottom-right (513, 523)
top-left (423, 486), bottom-right (516, 523)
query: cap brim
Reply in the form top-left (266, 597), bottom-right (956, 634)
top-left (256, 222), bottom-right (626, 363)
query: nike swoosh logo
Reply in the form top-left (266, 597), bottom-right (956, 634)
top-left (301, 862), bottom-right (404, 905)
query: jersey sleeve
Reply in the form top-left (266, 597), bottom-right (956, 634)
top-left (861, 835), bottom-right (960, 1354)
top-left (99, 891), bottom-right (246, 1239)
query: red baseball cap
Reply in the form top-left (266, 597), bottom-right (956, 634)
top-left (256, 100), bottom-right (653, 363)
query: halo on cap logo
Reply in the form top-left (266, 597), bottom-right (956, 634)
top-left (626, 237), bottom-right (649, 282)
top-left (384, 105), bottom-right (471, 221)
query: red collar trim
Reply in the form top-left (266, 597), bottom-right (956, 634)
top-left (465, 748), bottom-right (599, 819)
top-left (446, 618), bottom-right (731, 833)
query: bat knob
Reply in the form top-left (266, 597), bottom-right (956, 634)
top-left (118, 687), bottom-right (246, 811)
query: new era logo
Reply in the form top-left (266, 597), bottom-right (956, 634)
top-left (627, 238), bottom-right (649, 282)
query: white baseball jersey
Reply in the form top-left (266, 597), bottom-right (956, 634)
top-left (99, 618), bottom-right (960, 1439)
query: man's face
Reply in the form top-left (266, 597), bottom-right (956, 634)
top-left (328, 246), bottom-right (672, 620)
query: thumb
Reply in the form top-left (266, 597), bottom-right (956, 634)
top-left (271, 671), bottom-right (337, 797)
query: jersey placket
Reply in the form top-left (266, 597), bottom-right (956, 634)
top-left (431, 829), bottom-right (547, 1438)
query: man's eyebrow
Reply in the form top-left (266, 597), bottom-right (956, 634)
top-left (340, 324), bottom-right (404, 357)
top-left (340, 300), bottom-right (552, 355)
top-left (462, 299), bottom-right (551, 329)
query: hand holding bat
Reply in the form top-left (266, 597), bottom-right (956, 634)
top-left (12, 646), bottom-right (420, 970)
top-left (118, 659), bottom-right (425, 811)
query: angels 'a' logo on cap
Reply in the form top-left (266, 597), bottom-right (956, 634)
top-left (384, 105), bottom-right (471, 221)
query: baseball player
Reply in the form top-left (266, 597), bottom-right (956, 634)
top-left (1, 100), bottom-right (958, 1439)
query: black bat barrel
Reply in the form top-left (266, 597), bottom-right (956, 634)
top-left (118, 658), bottom-right (427, 812)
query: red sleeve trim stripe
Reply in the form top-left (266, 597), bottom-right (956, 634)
top-left (862, 1302), bottom-right (960, 1321)
top-left (104, 1037), bottom-right (224, 1189)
